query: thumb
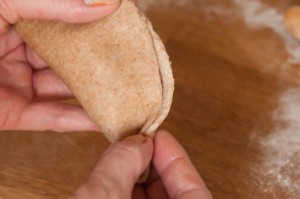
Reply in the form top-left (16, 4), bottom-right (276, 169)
top-left (0, 0), bottom-right (120, 33)
top-left (70, 135), bottom-right (153, 199)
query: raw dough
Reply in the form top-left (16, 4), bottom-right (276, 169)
top-left (15, 0), bottom-right (174, 143)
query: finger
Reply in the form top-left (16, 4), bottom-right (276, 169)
top-left (15, 102), bottom-right (98, 132)
top-left (153, 130), bottom-right (213, 199)
top-left (25, 45), bottom-right (48, 70)
top-left (1, 0), bottom-right (121, 27)
top-left (70, 135), bottom-right (153, 199)
top-left (144, 168), bottom-right (168, 199)
top-left (33, 68), bottom-right (73, 99)
top-left (0, 12), bottom-right (9, 35)
top-left (0, 28), bottom-right (23, 58)
top-left (132, 185), bottom-right (146, 199)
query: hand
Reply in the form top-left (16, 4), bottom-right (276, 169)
top-left (70, 130), bottom-right (212, 199)
top-left (0, 0), bottom-right (122, 131)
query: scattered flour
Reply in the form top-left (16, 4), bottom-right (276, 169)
top-left (138, 0), bottom-right (300, 195)
top-left (260, 88), bottom-right (300, 194)
top-left (233, 0), bottom-right (300, 195)
top-left (139, 0), bottom-right (300, 66)
top-left (234, 0), bottom-right (300, 69)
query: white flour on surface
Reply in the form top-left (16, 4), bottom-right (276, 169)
top-left (234, 0), bottom-right (300, 195)
top-left (259, 88), bottom-right (300, 195)
top-left (138, 0), bottom-right (300, 196)
top-left (233, 0), bottom-right (300, 195)
top-left (140, 0), bottom-right (300, 66)
top-left (234, 0), bottom-right (300, 69)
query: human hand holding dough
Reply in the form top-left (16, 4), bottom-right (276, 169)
top-left (15, 0), bottom-right (174, 143)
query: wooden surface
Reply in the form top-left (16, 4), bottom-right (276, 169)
top-left (1, 0), bottom-right (300, 198)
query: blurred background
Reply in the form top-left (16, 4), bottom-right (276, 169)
top-left (1, 0), bottom-right (300, 198)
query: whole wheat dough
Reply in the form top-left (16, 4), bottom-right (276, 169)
top-left (15, 1), bottom-right (174, 143)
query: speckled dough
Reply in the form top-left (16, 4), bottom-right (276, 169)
top-left (15, 1), bottom-right (174, 143)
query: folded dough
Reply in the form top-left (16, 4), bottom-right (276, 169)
top-left (15, 1), bottom-right (174, 143)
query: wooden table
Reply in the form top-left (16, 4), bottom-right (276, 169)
top-left (1, 0), bottom-right (300, 198)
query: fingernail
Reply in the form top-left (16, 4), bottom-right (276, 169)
top-left (83, 0), bottom-right (120, 6)
top-left (125, 135), bottom-right (148, 144)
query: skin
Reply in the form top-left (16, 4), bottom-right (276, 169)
top-left (0, 0), bottom-right (120, 131)
top-left (0, 0), bottom-right (212, 198)
top-left (71, 130), bottom-right (212, 199)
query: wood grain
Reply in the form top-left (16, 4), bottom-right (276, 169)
top-left (1, 0), bottom-right (300, 198)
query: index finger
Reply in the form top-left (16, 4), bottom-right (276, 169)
top-left (0, 0), bottom-right (120, 34)
top-left (153, 130), bottom-right (212, 199)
